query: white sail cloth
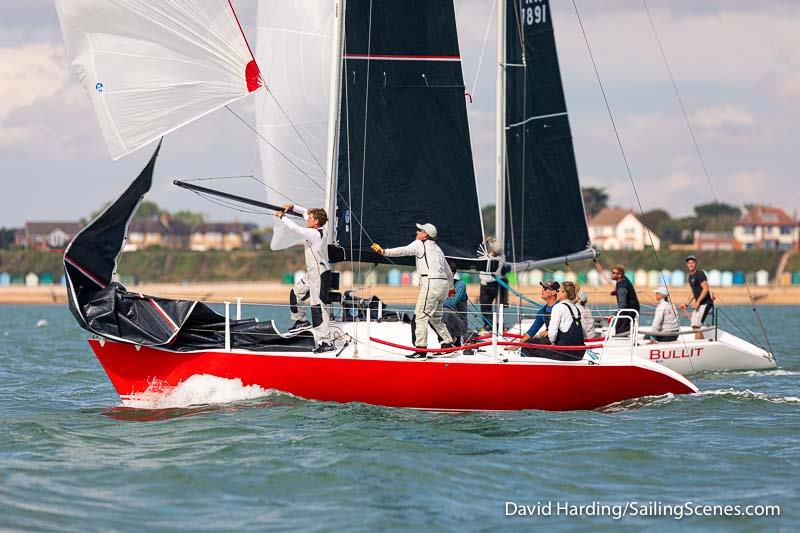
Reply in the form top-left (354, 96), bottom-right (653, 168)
top-left (55, 0), bottom-right (262, 160)
top-left (255, 0), bottom-right (332, 250)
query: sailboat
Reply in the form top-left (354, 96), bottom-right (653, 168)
top-left (56, 0), bottom-right (697, 411)
top-left (494, 2), bottom-right (775, 376)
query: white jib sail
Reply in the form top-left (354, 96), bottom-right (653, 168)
top-left (55, 0), bottom-right (262, 160)
top-left (255, 0), bottom-right (332, 250)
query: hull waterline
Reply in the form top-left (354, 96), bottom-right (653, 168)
top-left (89, 339), bottom-right (697, 412)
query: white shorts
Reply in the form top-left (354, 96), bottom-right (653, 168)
top-left (691, 304), bottom-right (712, 328)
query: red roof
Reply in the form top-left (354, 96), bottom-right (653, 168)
top-left (24, 221), bottom-right (83, 235)
top-left (737, 206), bottom-right (797, 226)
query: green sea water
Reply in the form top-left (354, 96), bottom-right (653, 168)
top-left (0, 304), bottom-right (797, 531)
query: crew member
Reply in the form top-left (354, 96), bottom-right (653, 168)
top-left (680, 254), bottom-right (713, 340)
top-left (506, 280), bottom-right (559, 353)
top-left (610, 265), bottom-right (640, 335)
top-left (544, 281), bottom-right (586, 360)
top-left (650, 286), bottom-right (680, 342)
top-left (410, 259), bottom-right (468, 347)
top-left (372, 223), bottom-right (454, 359)
top-left (574, 290), bottom-right (595, 339)
top-left (275, 203), bottom-right (334, 353)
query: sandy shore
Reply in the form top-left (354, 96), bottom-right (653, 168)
top-left (2, 282), bottom-right (798, 306)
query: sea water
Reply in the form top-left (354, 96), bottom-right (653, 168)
top-left (0, 304), bottom-right (797, 530)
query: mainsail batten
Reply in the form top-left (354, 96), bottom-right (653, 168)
top-left (335, 0), bottom-right (484, 267)
top-left (55, 0), bottom-right (262, 160)
top-left (503, 0), bottom-right (592, 266)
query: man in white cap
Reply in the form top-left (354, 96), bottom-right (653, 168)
top-left (650, 286), bottom-right (680, 342)
top-left (371, 223), bottom-right (454, 358)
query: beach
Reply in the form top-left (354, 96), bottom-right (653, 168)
top-left (3, 282), bottom-right (798, 306)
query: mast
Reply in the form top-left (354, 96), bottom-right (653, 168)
top-left (324, 0), bottom-right (345, 245)
top-left (494, 0), bottom-right (507, 250)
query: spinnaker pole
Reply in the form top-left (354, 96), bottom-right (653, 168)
top-left (173, 180), bottom-right (302, 217)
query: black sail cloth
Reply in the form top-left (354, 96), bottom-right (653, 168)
top-left (504, 0), bottom-right (592, 263)
top-left (64, 143), bottom-right (313, 352)
top-left (335, 0), bottom-right (484, 269)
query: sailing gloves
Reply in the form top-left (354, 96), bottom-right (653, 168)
top-left (371, 243), bottom-right (384, 255)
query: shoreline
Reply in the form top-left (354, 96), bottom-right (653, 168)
top-left (1, 282), bottom-right (798, 306)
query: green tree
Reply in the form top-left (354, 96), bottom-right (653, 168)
top-left (694, 202), bottom-right (741, 219)
top-left (136, 201), bottom-right (163, 219)
top-left (582, 187), bottom-right (609, 218)
top-left (0, 228), bottom-right (18, 249)
top-left (171, 210), bottom-right (205, 228)
top-left (639, 209), bottom-right (671, 233)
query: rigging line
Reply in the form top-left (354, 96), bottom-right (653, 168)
top-left (183, 174), bottom-right (298, 206)
top-left (356, 0), bottom-right (375, 281)
top-left (641, 0), bottom-right (774, 356)
top-left (190, 190), bottom-right (273, 215)
top-left (470, 0), bottom-right (496, 97)
top-left (571, 0), bottom-right (697, 372)
top-left (225, 105), bottom-right (326, 191)
top-left (266, 87), bottom-right (328, 175)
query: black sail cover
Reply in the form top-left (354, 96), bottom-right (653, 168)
top-left (64, 143), bottom-right (313, 352)
top-left (335, 0), bottom-right (484, 268)
top-left (504, 0), bottom-right (591, 262)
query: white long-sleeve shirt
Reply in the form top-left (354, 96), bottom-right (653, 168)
top-left (651, 299), bottom-right (680, 333)
top-left (383, 239), bottom-right (451, 280)
top-left (547, 300), bottom-right (581, 344)
top-left (279, 204), bottom-right (329, 274)
top-left (575, 302), bottom-right (595, 338)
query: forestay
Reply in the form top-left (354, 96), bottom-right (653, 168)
top-left (504, 0), bottom-right (592, 265)
top-left (55, 0), bottom-right (262, 160)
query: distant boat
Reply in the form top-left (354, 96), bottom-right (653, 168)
top-left (57, 0), bottom-right (697, 411)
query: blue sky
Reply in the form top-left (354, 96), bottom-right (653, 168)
top-left (1, 0), bottom-right (798, 228)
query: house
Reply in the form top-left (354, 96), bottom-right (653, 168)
top-left (15, 221), bottom-right (83, 250)
top-left (587, 208), bottom-right (661, 251)
top-left (733, 206), bottom-right (798, 251)
top-left (190, 222), bottom-right (254, 251)
top-left (693, 231), bottom-right (740, 251)
top-left (124, 214), bottom-right (190, 251)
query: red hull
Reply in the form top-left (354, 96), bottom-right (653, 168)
top-left (89, 339), bottom-right (696, 411)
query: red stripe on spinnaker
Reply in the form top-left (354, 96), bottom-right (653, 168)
top-left (227, 0), bottom-right (262, 91)
top-left (64, 255), bottom-right (107, 288)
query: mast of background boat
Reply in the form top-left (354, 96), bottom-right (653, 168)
top-left (324, 0), bottom-right (345, 245)
top-left (494, 0), bottom-right (507, 253)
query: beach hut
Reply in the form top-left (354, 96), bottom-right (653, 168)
top-left (411, 272), bottom-right (420, 287)
top-left (586, 269), bottom-right (600, 287)
top-left (341, 270), bottom-right (354, 288)
top-left (529, 269), bottom-right (543, 285)
top-left (564, 271), bottom-right (577, 283)
top-left (553, 270), bottom-right (565, 283)
top-left (792, 272), bottom-right (800, 285)
top-left (25, 272), bottom-right (39, 287)
top-left (542, 271), bottom-right (554, 282)
top-left (634, 269), bottom-right (648, 287)
top-left (400, 271), bottom-right (411, 286)
top-left (779, 272), bottom-right (791, 286)
top-left (365, 269), bottom-right (378, 287)
top-left (11, 275), bottom-right (24, 285)
top-left (721, 271), bottom-right (733, 287)
top-left (659, 270), bottom-right (672, 287)
top-left (671, 269), bottom-right (685, 286)
top-left (0, 272), bottom-right (9, 286)
top-left (577, 271), bottom-right (587, 285)
top-left (387, 268), bottom-right (401, 286)
top-left (733, 271), bottom-right (745, 286)
top-left (647, 270), bottom-right (660, 287)
top-left (516, 271), bottom-right (528, 286)
top-left (755, 270), bottom-right (769, 286)
top-left (281, 273), bottom-right (294, 284)
top-left (507, 272), bottom-right (518, 285)
top-left (39, 273), bottom-right (55, 286)
top-left (708, 269), bottom-right (721, 287)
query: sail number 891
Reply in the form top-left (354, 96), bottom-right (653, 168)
top-left (523, 0), bottom-right (547, 25)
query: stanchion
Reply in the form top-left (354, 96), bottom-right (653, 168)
top-left (224, 301), bottom-right (231, 352)
top-left (236, 297), bottom-right (241, 321)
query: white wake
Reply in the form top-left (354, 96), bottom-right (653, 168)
top-left (121, 374), bottom-right (278, 409)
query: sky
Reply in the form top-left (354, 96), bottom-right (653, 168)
top-left (1, 0), bottom-right (799, 228)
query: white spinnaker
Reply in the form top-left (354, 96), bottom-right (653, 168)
top-left (55, 0), bottom-right (262, 160)
top-left (255, 0), bottom-right (332, 250)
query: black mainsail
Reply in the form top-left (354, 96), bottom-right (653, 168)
top-left (334, 0), bottom-right (484, 268)
top-left (503, 0), bottom-right (593, 266)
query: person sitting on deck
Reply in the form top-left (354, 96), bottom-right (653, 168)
top-left (574, 289), bottom-right (595, 339)
top-left (505, 280), bottom-right (559, 350)
top-left (650, 286), bottom-right (680, 343)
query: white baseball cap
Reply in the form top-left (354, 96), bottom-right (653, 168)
top-left (416, 223), bottom-right (437, 239)
top-left (654, 286), bottom-right (669, 296)
top-left (577, 291), bottom-right (588, 304)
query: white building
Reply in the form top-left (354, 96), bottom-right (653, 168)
top-left (733, 206), bottom-right (798, 251)
top-left (588, 208), bottom-right (661, 251)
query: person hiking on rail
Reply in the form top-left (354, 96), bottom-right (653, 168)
top-left (371, 223), bottom-right (454, 359)
top-left (275, 203), bottom-right (334, 353)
